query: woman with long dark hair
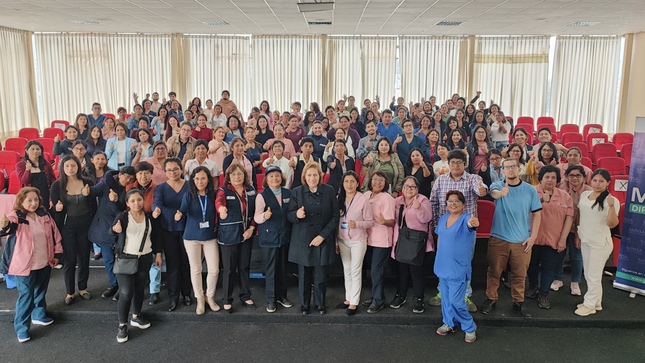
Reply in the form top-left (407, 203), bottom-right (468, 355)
top-left (16, 140), bottom-right (56, 207)
top-left (86, 125), bottom-right (106, 155)
top-left (404, 148), bottom-right (434, 198)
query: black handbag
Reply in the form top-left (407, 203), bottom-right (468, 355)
top-left (113, 216), bottom-right (149, 275)
top-left (394, 205), bottom-right (428, 266)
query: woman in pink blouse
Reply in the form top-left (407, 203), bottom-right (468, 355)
top-left (335, 171), bottom-right (374, 315)
top-left (208, 126), bottom-right (230, 174)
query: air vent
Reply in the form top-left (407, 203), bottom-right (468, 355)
top-left (308, 21), bottom-right (332, 25)
top-left (202, 20), bottom-right (230, 26)
top-left (435, 21), bottom-right (462, 26)
top-left (71, 20), bottom-right (99, 25)
top-left (567, 21), bottom-right (601, 27)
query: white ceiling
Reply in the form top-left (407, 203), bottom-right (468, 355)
top-left (0, 0), bottom-right (643, 35)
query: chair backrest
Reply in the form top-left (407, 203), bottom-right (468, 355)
top-left (323, 173), bottom-right (331, 184)
top-left (609, 175), bottom-right (629, 206)
top-left (255, 173), bottom-right (264, 193)
top-left (537, 116), bottom-right (554, 125)
top-left (43, 127), bottom-right (64, 140)
top-left (559, 124), bottom-right (580, 134)
top-left (218, 173), bottom-right (225, 188)
top-left (7, 171), bottom-right (21, 194)
top-left (512, 124), bottom-right (534, 144)
top-left (0, 150), bottom-right (21, 176)
top-left (621, 143), bottom-right (633, 166)
top-left (560, 132), bottom-right (583, 145)
top-left (582, 124), bottom-right (603, 137)
top-left (586, 132), bottom-right (609, 148)
top-left (612, 133), bottom-right (634, 150)
top-left (103, 113), bottom-right (116, 119)
top-left (476, 200), bottom-right (495, 238)
top-left (18, 127), bottom-right (40, 139)
top-left (591, 143), bottom-right (617, 164)
top-left (597, 157), bottom-right (626, 176)
top-left (36, 138), bottom-right (56, 155)
top-left (3, 137), bottom-right (28, 153)
top-left (355, 158), bottom-right (363, 177)
top-left (51, 120), bottom-right (69, 130)
top-left (565, 142), bottom-right (589, 158)
top-left (516, 116), bottom-right (534, 126)
top-left (580, 156), bottom-right (593, 170)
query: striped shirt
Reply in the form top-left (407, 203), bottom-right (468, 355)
top-left (430, 171), bottom-right (486, 228)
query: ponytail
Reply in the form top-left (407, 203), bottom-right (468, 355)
top-left (591, 168), bottom-right (611, 211)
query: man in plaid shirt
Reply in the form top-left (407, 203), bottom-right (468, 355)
top-left (429, 150), bottom-right (488, 312)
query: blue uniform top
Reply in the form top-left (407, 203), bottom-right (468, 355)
top-left (434, 213), bottom-right (476, 280)
top-left (376, 122), bottom-right (404, 143)
top-left (178, 192), bottom-right (217, 241)
top-left (489, 180), bottom-right (542, 243)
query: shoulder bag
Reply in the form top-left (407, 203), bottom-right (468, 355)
top-left (113, 216), bottom-right (149, 275)
top-left (394, 204), bottom-right (428, 266)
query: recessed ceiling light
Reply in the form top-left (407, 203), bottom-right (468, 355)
top-left (567, 21), bottom-right (601, 27)
top-left (308, 21), bottom-right (332, 25)
top-left (435, 21), bottom-right (462, 26)
top-left (202, 20), bottom-right (230, 26)
top-left (71, 20), bottom-right (99, 25)
top-left (298, 2), bottom-right (335, 13)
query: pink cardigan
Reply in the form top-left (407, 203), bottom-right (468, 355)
top-left (337, 192), bottom-right (374, 241)
top-left (392, 194), bottom-right (435, 258)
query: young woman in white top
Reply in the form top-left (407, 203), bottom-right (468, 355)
top-left (432, 143), bottom-right (451, 179)
top-left (489, 112), bottom-right (511, 150)
top-left (574, 169), bottom-right (620, 317)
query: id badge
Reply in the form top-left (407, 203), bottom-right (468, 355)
top-left (199, 221), bottom-right (210, 229)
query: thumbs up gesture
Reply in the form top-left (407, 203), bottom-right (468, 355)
top-left (376, 213), bottom-right (386, 225)
top-left (54, 134), bottom-right (60, 143)
top-left (348, 220), bottom-right (356, 229)
top-left (365, 139), bottom-right (372, 148)
top-left (25, 159), bottom-right (33, 170)
top-left (288, 157), bottom-right (297, 168)
top-left (329, 159), bottom-right (337, 170)
top-left (112, 220), bottom-right (122, 233)
top-left (55, 200), bottom-right (64, 212)
top-left (296, 206), bottom-right (306, 219)
top-left (109, 189), bottom-right (118, 202)
top-left (264, 207), bottom-right (272, 220)
top-left (0, 214), bottom-right (9, 229)
top-left (174, 210), bottom-right (182, 221)
top-left (130, 141), bottom-right (138, 151)
top-left (478, 181), bottom-right (487, 196)
top-left (152, 207), bottom-right (161, 219)
top-left (195, 125), bottom-right (201, 132)
top-left (110, 141), bottom-right (115, 150)
top-left (218, 206), bottom-right (228, 220)
top-left (500, 180), bottom-right (510, 197)
top-left (394, 134), bottom-right (403, 144)
top-left (468, 216), bottom-right (480, 228)
top-left (82, 184), bottom-right (90, 196)
top-left (412, 197), bottom-right (421, 209)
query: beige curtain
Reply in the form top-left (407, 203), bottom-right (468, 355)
top-left (399, 36), bottom-right (469, 104)
top-left (252, 35), bottom-right (323, 114)
top-left (0, 26), bottom-right (38, 138)
top-left (34, 33), bottom-right (173, 125)
top-left (551, 36), bottom-right (623, 132)
top-left (472, 36), bottom-right (550, 120)
top-left (184, 35), bottom-right (251, 115)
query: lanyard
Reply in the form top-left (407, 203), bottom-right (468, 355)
top-left (344, 194), bottom-right (356, 222)
top-left (198, 194), bottom-right (208, 222)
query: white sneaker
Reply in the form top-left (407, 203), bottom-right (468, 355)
top-left (570, 282), bottom-right (581, 296)
top-left (550, 280), bottom-right (563, 291)
top-left (575, 305), bottom-right (596, 316)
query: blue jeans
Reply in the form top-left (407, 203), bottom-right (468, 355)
top-left (367, 246), bottom-right (390, 307)
top-left (14, 266), bottom-right (51, 336)
top-left (92, 243), bottom-right (101, 254)
top-left (100, 244), bottom-right (118, 287)
top-left (149, 263), bottom-right (162, 294)
top-left (555, 233), bottom-right (583, 283)
top-left (528, 245), bottom-right (565, 296)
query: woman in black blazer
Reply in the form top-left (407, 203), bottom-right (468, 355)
top-left (287, 162), bottom-right (340, 315)
top-left (325, 139), bottom-right (355, 194)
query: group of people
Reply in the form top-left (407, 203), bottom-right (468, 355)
top-left (1, 90), bottom-right (621, 345)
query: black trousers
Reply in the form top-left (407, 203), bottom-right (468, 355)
top-left (61, 214), bottom-right (92, 295)
top-left (116, 253), bottom-right (152, 324)
top-left (160, 230), bottom-right (192, 301)
top-left (298, 264), bottom-right (328, 309)
top-left (262, 244), bottom-right (288, 304)
top-left (396, 261), bottom-right (425, 300)
top-left (220, 239), bottom-right (253, 304)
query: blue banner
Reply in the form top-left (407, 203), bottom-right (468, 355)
top-left (615, 118), bottom-right (645, 295)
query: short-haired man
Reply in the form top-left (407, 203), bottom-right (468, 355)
top-left (167, 122), bottom-right (196, 166)
top-left (356, 120), bottom-right (381, 163)
top-left (150, 92), bottom-right (162, 113)
top-left (376, 110), bottom-right (404, 143)
top-left (430, 150), bottom-right (487, 312)
top-left (127, 104), bottom-right (148, 131)
top-left (481, 157), bottom-right (542, 318)
top-left (88, 102), bottom-right (106, 128)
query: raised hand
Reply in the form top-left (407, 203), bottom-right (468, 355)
top-left (112, 220), bottom-right (122, 233)
top-left (478, 181), bottom-right (487, 196)
top-left (365, 139), bottom-right (372, 148)
top-left (394, 134), bottom-right (403, 144)
top-left (296, 206), bottom-right (306, 219)
top-left (264, 207), bottom-right (272, 220)
top-left (363, 154), bottom-right (372, 165)
top-left (174, 210), bottom-right (182, 221)
top-left (376, 213), bottom-right (386, 225)
top-left (500, 180), bottom-right (509, 197)
top-left (329, 159), bottom-right (337, 170)
top-left (54, 134), bottom-right (60, 143)
top-left (110, 142), bottom-right (115, 150)
top-left (130, 142), bottom-right (138, 151)
top-left (152, 207), bottom-right (161, 219)
top-left (412, 197), bottom-right (421, 209)
top-left (468, 216), bottom-right (480, 228)
top-left (25, 159), bottom-right (33, 170)
top-left (218, 206), bottom-right (228, 220)
top-left (55, 200), bottom-right (64, 212)
top-left (195, 125), bottom-right (201, 132)
top-left (109, 189), bottom-right (118, 202)
top-left (0, 214), bottom-right (9, 229)
top-left (82, 184), bottom-right (90, 196)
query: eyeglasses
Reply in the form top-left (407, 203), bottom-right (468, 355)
top-left (541, 149), bottom-right (554, 153)
top-left (72, 147), bottom-right (86, 151)
top-left (402, 185), bottom-right (418, 190)
top-left (165, 167), bottom-right (180, 173)
top-left (449, 161), bottom-right (464, 166)
top-left (230, 172), bottom-right (245, 177)
top-left (502, 165), bottom-right (518, 170)
top-left (489, 157), bottom-right (502, 161)
top-left (371, 177), bottom-right (386, 183)
top-left (568, 174), bottom-right (583, 178)
top-left (446, 200), bottom-right (463, 205)
top-left (154, 148), bottom-right (166, 152)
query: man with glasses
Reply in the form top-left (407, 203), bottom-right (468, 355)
top-left (167, 122), bottom-right (197, 168)
top-left (481, 158), bottom-right (542, 317)
top-left (88, 102), bottom-right (106, 128)
top-left (430, 150), bottom-right (487, 312)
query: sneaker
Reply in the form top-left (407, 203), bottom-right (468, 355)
top-left (537, 295), bottom-right (551, 309)
top-left (361, 299), bottom-right (372, 307)
top-left (148, 293), bottom-right (159, 306)
top-left (117, 325), bottom-right (128, 343)
top-left (276, 298), bottom-right (293, 308)
top-left (465, 297), bottom-right (478, 313)
top-left (436, 324), bottom-right (454, 336)
top-left (577, 303), bottom-right (602, 311)
top-left (428, 293), bottom-right (441, 306)
top-left (412, 298), bottom-right (424, 313)
top-left (112, 292), bottom-right (120, 301)
top-left (101, 285), bottom-right (118, 299)
top-left (0, 274), bottom-right (4, 283)
top-left (550, 280), bottom-right (564, 291)
top-left (17, 332), bottom-right (30, 343)
top-left (54, 263), bottom-right (63, 269)
top-left (574, 305), bottom-right (596, 316)
top-left (389, 295), bottom-right (406, 309)
top-left (465, 330), bottom-right (477, 343)
top-left (130, 315), bottom-right (151, 329)
top-left (367, 303), bottom-right (384, 314)
top-left (266, 302), bottom-right (276, 313)
top-left (31, 317), bottom-right (54, 326)
top-left (525, 285), bottom-right (538, 299)
top-left (512, 302), bottom-right (532, 318)
top-left (480, 299), bottom-right (496, 315)
top-left (570, 282), bottom-right (581, 296)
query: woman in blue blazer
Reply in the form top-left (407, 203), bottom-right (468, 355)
top-left (105, 123), bottom-right (137, 170)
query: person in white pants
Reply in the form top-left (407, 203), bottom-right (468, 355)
top-left (335, 171), bottom-right (374, 315)
top-left (575, 169), bottom-right (620, 316)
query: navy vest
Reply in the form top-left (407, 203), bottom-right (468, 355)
top-left (257, 188), bottom-right (292, 248)
top-left (217, 186), bottom-right (256, 245)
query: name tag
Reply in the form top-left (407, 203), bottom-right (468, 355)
top-left (199, 221), bottom-right (210, 229)
top-left (283, 198), bottom-right (290, 203)
top-left (247, 190), bottom-right (256, 196)
top-left (319, 144), bottom-right (327, 147)
top-left (226, 196), bottom-right (236, 200)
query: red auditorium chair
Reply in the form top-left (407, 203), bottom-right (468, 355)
top-left (3, 137), bottom-right (28, 153)
top-left (43, 127), bottom-right (64, 140)
top-left (537, 116), bottom-right (554, 126)
top-left (612, 133), bottom-right (633, 150)
top-left (323, 173), bottom-right (331, 184)
top-left (103, 113), bottom-right (116, 119)
top-left (355, 159), bottom-right (363, 176)
top-left (36, 138), bottom-right (56, 155)
top-left (8, 171), bottom-right (21, 194)
top-left (0, 172), bottom-right (4, 192)
top-left (0, 150), bottom-right (21, 180)
top-left (19, 127), bottom-right (40, 139)
top-left (476, 200), bottom-right (495, 238)
top-left (580, 157), bottom-right (593, 170)
top-left (609, 175), bottom-right (629, 206)
top-left (586, 132), bottom-right (609, 148)
top-left (565, 142), bottom-right (589, 158)
top-left (256, 173), bottom-right (264, 192)
top-left (596, 157), bottom-right (626, 176)
top-left (620, 143), bottom-right (633, 167)
top-left (582, 124), bottom-right (603, 137)
top-left (359, 173), bottom-right (366, 188)
top-left (591, 143), bottom-right (617, 165)
top-left (51, 120), bottom-right (69, 130)
top-left (218, 174), bottom-right (225, 188)
top-left (559, 124), bottom-right (580, 134)
top-left (516, 116), bottom-right (534, 126)
top-left (560, 132), bottom-right (583, 145)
